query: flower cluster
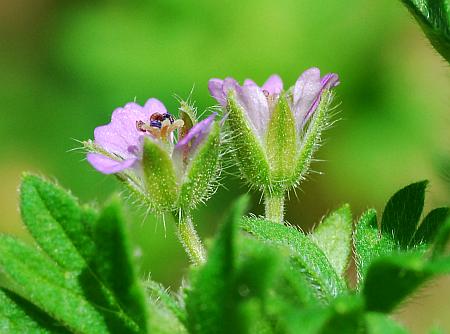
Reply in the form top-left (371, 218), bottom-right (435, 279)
top-left (85, 67), bottom-right (339, 226)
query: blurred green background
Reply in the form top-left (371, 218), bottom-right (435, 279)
top-left (0, 0), bottom-right (449, 332)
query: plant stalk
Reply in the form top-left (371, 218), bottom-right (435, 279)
top-left (264, 192), bottom-right (285, 223)
top-left (177, 211), bottom-right (206, 266)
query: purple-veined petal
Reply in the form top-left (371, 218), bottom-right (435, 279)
top-left (173, 113), bottom-right (217, 174)
top-left (143, 98), bottom-right (168, 116)
top-left (293, 68), bottom-right (339, 130)
top-left (175, 113), bottom-right (217, 152)
top-left (243, 79), bottom-right (258, 87)
top-left (87, 153), bottom-right (138, 174)
top-left (262, 74), bottom-right (283, 95)
top-left (208, 79), bottom-right (227, 106)
top-left (234, 84), bottom-right (270, 141)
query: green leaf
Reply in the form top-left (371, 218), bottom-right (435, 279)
top-left (146, 281), bottom-right (188, 334)
top-left (364, 312), bottom-right (409, 334)
top-left (413, 207), bottom-right (450, 245)
top-left (142, 137), bottom-right (178, 211)
top-left (0, 235), bottom-right (109, 334)
top-left (20, 173), bottom-right (92, 273)
top-left (179, 122), bottom-right (221, 209)
top-left (90, 197), bottom-right (148, 332)
top-left (363, 252), bottom-right (432, 312)
top-left (0, 289), bottom-right (68, 333)
top-left (401, 0), bottom-right (450, 63)
top-left (146, 280), bottom-right (186, 328)
top-left (18, 175), bottom-right (147, 333)
top-left (283, 295), bottom-right (364, 334)
top-left (241, 217), bottom-right (346, 301)
top-left (354, 209), bottom-right (396, 284)
top-left (432, 215), bottom-right (450, 257)
top-left (310, 204), bottom-right (352, 277)
top-left (381, 181), bottom-right (427, 248)
top-left (185, 195), bottom-right (250, 334)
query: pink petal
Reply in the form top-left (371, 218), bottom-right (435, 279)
top-left (262, 74), bottom-right (283, 95)
top-left (87, 153), bottom-right (137, 174)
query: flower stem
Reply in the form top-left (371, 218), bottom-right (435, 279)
top-left (177, 211), bottom-right (206, 266)
top-left (264, 192), bottom-right (285, 223)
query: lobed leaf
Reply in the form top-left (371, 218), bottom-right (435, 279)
top-left (401, 0), bottom-right (450, 63)
top-left (354, 209), bottom-right (396, 284)
top-left (362, 252), bottom-right (445, 312)
top-left (241, 217), bottom-right (346, 301)
top-left (185, 195), bottom-right (250, 334)
top-left (0, 288), bottom-right (68, 334)
top-left (413, 207), bottom-right (450, 246)
top-left (364, 312), bottom-right (409, 334)
top-left (15, 175), bottom-right (147, 333)
top-left (310, 204), bottom-right (352, 278)
top-left (0, 235), bottom-right (109, 334)
top-left (381, 181), bottom-right (427, 248)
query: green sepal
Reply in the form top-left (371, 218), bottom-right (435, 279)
top-left (310, 204), bottom-right (353, 278)
top-left (179, 100), bottom-right (197, 140)
top-left (227, 92), bottom-right (271, 190)
top-left (265, 94), bottom-right (297, 191)
top-left (179, 122), bottom-right (221, 209)
top-left (142, 137), bottom-right (179, 211)
top-left (294, 90), bottom-right (333, 186)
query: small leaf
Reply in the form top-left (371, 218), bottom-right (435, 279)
top-left (283, 295), bottom-right (364, 334)
top-left (354, 209), bottom-right (396, 284)
top-left (0, 235), bottom-right (109, 334)
top-left (363, 252), bottom-right (431, 312)
top-left (241, 217), bottom-right (346, 300)
top-left (185, 195), bottom-right (250, 334)
top-left (432, 215), bottom-right (450, 257)
top-left (146, 280), bottom-right (186, 327)
top-left (413, 207), bottom-right (450, 245)
top-left (381, 181), bottom-right (428, 248)
top-left (401, 0), bottom-right (450, 63)
top-left (364, 312), bottom-right (409, 334)
top-left (143, 137), bottom-right (178, 211)
top-left (310, 204), bottom-right (352, 277)
top-left (0, 289), bottom-right (68, 333)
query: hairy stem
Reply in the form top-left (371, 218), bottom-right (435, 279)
top-left (264, 192), bottom-right (285, 223)
top-left (176, 211), bottom-right (206, 266)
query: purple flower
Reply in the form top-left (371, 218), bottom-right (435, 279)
top-left (86, 98), bottom-right (215, 175)
top-left (208, 68), bottom-right (339, 140)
